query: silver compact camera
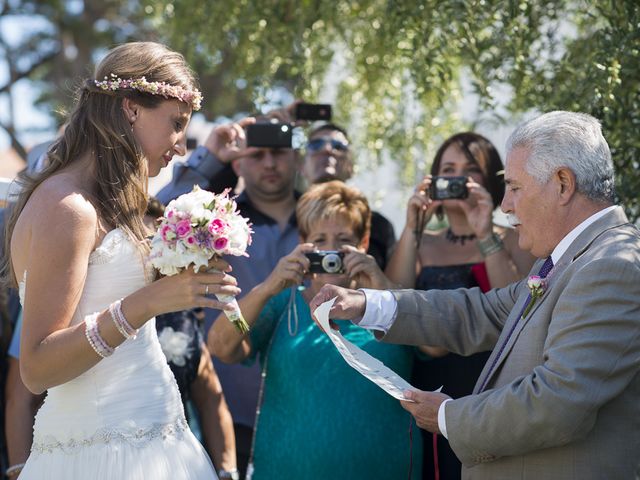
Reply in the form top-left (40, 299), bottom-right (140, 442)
top-left (429, 176), bottom-right (469, 200)
top-left (305, 251), bottom-right (345, 274)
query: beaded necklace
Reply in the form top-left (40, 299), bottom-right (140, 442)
top-left (445, 227), bottom-right (476, 246)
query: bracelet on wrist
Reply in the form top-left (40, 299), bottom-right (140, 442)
top-left (6, 462), bottom-right (26, 477)
top-left (477, 233), bottom-right (505, 257)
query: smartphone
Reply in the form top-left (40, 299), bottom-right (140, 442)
top-left (186, 138), bottom-right (198, 150)
top-left (245, 123), bottom-right (293, 148)
top-left (295, 103), bottom-right (332, 121)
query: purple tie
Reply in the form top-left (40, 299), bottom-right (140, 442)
top-left (477, 256), bottom-right (554, 392)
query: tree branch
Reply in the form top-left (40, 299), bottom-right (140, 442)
top-left (0, 48), bottom-right (60, 95)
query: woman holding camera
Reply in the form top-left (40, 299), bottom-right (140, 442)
top-left (386, 132), bottom-right (534, 480)
top-left (209, 181), bottom-right (423, 479)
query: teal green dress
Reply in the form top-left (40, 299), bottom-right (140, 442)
top-left (247, 288), bottom-right (422, 479)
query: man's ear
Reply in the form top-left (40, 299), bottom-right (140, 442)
top-left (556, 167), bottom-right (577, 205)
top-left (231, 157), bottom-right (242, 176)
top-left (122, 98), bottom-right (140, 124)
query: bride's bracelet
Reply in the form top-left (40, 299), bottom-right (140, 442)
top-left (5, 462), bottom-right (25, 477)
top-left (85, 313), bottom-right (115, 358)
top-left (109, 299), bottom-right (138, 340)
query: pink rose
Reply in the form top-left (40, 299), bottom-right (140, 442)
top-left (208, 218), bottom-right (228, 235)
top-left (185, 235), bottom-right (197, 247)
top-left (213, 237), bottom-right (229, 252)
top-left (176, 219), bottom-right (192, 238)
top-left (165, 208), bottom-right (179, 224)
top-left (161, 224), bottom-right (176, 241)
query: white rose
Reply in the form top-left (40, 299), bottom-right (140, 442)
top-left (158, 327), bottom-right (193, 367)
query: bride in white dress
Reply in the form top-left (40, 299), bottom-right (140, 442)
top-left (1, 42), bottom-right (239, 479)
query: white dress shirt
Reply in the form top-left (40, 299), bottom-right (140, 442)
top-left (356, 205), bottom-right (617, 438)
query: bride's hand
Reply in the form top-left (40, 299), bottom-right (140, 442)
top-left (149, 258), bottom-right (241, 316)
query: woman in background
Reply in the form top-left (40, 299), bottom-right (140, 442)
top-left (210, 181), bottom-right (423, 479)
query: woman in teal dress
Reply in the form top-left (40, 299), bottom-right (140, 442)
top-left (209, 181), bottom-right (422, 479)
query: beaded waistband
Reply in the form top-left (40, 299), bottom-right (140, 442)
top-left (32, 417), bottom-right (189, 455)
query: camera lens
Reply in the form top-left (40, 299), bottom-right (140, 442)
top-left (321, 253), bottom-right (343, 274)
top-left (448, 182), bottom-right (465, 196)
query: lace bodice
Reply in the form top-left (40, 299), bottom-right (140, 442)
top-left (23, 229), bottom-right (187, 454)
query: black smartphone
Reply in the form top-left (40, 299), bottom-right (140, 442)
top-left (305, 251), bottom-right (345, 274)
top-left (186, 138), bottom-right (198, 150)
top-left (245, 123), bottom-right (293, 148)
top-left (295, 103), bottom-right (332, 121)
top-left (429, 176), bottom-right (469, 200)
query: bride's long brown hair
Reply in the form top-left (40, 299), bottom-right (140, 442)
top-left (1, 42), bottom-right (199, 287)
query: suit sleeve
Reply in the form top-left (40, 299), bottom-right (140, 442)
top-left (446, 256), bottom-right (640, 465)
top-left (383, 283), bottom-right (520, 356)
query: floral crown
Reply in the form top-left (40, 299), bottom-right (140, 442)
top-left (93, 74), bottom-right (202, 111)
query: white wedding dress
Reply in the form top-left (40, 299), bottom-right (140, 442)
top-left (19, 229), bottom-right (217, 479)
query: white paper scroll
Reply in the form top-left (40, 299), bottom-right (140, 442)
top-left (314, 297), bottom-right (418, 401)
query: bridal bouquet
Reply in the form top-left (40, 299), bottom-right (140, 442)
top-left (149, 186), bottom-right (253, 333)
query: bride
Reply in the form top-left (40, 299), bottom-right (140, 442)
top-left (1, 42), bottom-right (238, 479)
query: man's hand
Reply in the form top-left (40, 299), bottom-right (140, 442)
top-left (203, 117), bottom-right (258, 163)
top-left (309, 284), bottom-right (366, 330)
top-left (400, 390), bottom-right (451, 433)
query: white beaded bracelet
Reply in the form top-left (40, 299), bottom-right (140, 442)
top-left (85, 314), bottom-right (115, 358)
top-left (109, 300), bottom-right (138, 339)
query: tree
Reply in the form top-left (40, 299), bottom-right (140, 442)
top-left (0, 0), bottom-right (158, 158)
top-left (157, 0), bottom-right (639, 220)
top-left (3, 1), bottom-right (638, 219)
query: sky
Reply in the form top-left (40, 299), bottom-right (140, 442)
top-left (1, 13), bottom-right (58, 151)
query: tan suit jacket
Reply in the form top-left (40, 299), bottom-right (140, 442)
top-left (384, 207), bottom-right (640, 479)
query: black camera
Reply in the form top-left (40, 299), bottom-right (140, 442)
top-left (245, 123), bottom-right (293, 148)
top-left (295, 103), bottom-right (332, 121)
top-left (305, 251), bottom-right (345, 274)
top-left (429, 176), bottom-right (469, 200)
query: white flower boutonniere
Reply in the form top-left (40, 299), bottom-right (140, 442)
top-left (522, 275), bottom-right (548, 319)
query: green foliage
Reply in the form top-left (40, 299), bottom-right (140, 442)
top-left (156, 0), bottom-right (638, 220)
top-left (3, 1), bottom-right (638, 219)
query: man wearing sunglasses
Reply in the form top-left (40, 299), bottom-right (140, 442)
top-left (302, 123), bottom-right (396, 270)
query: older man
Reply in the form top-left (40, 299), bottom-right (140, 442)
top-left (311, 111), bottom-right (640, 479)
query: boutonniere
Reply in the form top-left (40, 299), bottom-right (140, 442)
top-left (522, 275), bottom-right (548, 319)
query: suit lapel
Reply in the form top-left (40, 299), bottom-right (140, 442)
top-left (477, 207), bottom-right (631, 392)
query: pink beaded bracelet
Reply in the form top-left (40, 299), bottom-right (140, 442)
top-left (109, 300), bottom-right (138, 340)
top-left (85, 314), bottom-right (115, 358)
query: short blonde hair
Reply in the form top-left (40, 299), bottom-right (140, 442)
top-left (296, 181), bottom-right (371, 241)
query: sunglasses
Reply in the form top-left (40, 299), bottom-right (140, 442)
top-left (306, 137), bottom-right (349, 152)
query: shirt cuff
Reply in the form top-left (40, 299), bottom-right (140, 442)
top-left (356, 289), bottom-right (397, 334)
top-left (186, 146), bottom-right (225, 179)
top-left (438, 398), bottom-right (452, 439)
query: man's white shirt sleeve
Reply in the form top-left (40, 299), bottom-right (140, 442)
top-left (357, 289), bottom-right (397, 332)
top-left (357, 288), bottom-right (451, 438)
